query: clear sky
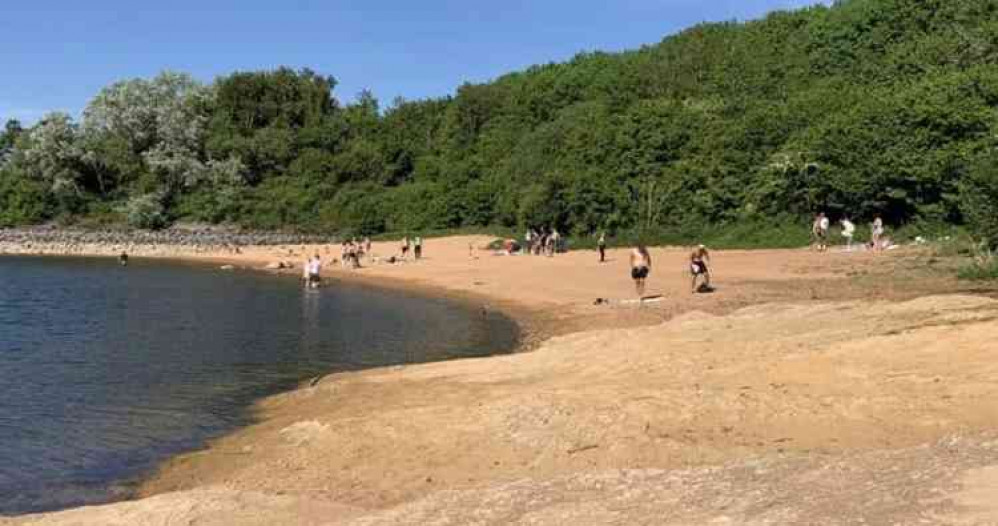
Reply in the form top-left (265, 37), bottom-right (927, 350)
top-left (1, 0), bottom-right (826, 124)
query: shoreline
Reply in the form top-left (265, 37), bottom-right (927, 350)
top-left (6, 234), bottom-right (998, 524)
top-left (0, 237), bottom-right (555, 515)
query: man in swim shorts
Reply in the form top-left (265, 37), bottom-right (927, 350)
top-left (630, 244), bottom-right (652, 299)
top-left (690, 244), bottom-right (711, 293)
top-left (308, 255), bottom-right (322, 288)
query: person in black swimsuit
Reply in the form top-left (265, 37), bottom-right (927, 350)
top-left (630, 244), bottom-right (652, 299)
top-left (690, 244), bottom-right (712, 293)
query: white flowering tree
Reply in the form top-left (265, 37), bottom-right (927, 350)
top-left (20, 112), bottom-right (85, 198)
top-left (81, 71), bottom-right (247, 226)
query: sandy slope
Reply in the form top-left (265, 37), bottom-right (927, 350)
top-left (5, 237), bottom-right (998, 524)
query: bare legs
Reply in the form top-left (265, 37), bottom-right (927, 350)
top-left (635, 278), bottom-right (646, 299)
top-left (692, 270), bottom-right (711, 293)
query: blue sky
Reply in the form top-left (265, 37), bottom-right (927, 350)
top-left (1, 0), bottom-right (826, 124)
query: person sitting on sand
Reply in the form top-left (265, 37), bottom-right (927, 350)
top-left (690, 244), bottom-right (712, 294)
top-left (630, 244), bottom-right (652, 299)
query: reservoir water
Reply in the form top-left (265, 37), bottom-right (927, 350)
top-left (0, 256), bottom-right (517, 515)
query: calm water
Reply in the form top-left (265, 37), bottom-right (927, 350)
top-left (0, 256), bottom-right (517, 515)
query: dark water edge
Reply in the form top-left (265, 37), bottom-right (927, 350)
top-left (0, 255), bottom-right (519, 516)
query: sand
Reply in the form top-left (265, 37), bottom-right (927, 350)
top-left (4, 236), bottom-right (998, 524)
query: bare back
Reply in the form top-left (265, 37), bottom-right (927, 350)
top-left (631, 247), bottom-right (651, 269)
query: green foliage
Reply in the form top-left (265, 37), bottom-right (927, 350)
top-left (958, 242), bottom-right (998, 280)
top-left (0, 166), bottom-right (51, 226)
top-left (959, 150), bottom-right (998, 250)
top-left (122, 192), bottom-right (169, 230)
top-left (4, 0), bottom-right (998, 246)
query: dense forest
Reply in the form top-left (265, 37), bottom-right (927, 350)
top-left (2, 0), bottom-right (998, 247)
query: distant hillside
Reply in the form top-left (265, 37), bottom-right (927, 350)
top-left (2, 0), bottom-right (997, 246)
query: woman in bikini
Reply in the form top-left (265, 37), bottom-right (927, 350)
top-left (690, 244), bottom-right (711, 293)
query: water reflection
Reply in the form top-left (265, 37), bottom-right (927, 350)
top-left (0, 256), bottom-right (517, 515)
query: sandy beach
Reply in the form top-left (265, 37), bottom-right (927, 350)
top-left (4, 235), bottom-right (998, 524)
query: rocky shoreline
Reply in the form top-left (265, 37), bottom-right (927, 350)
top-left (0, 227), bottom-right (341, 258)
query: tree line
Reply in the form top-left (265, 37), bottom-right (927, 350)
top-left (2, 0), bottom-right (998, 248)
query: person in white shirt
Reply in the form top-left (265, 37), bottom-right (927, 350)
top-left (840, 217), bottom-right (856, 251)
top-left (308, 255), bottom-right (322, 288)
top-left (871, 214), bottom-right (885, 251)
top-left (812, 212), bottom-right (830, 252)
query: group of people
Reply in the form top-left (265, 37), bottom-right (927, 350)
top-left (339, 238), bottom-right (369, 269)
top-left (524, 228), bottom-right (562, 257)
top-left (812, 212), bottom-right (888, 252)
top-left (300, 211), bottom-right (897, 301)
top-left (628, 243), bottom-right (712, 298)
top-left (399, 236), bottom-right (423, 260)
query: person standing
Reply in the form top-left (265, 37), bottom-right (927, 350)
top-left (871, 214), bottom-right (885, 251)
top-left (308, 255), bottom-right (323, 288)
top-left (840, 217), bottom-right (856, 251)
top-left (525, 229), bottom-right (534, 255)
top-left (630, 244), bottom-right (652, 299)
top-left (812, 212), bottom-right (829, 252)
top-left (597, 232), bottom-right (607, 263)
top-left (414, 236), bottom-right (423, 260)
top-left (401, 236), bottom-right (410, 259)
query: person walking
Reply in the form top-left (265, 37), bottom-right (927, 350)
top-left (597, 232), bottom-right (607, 263)
top-left (630, 244), bottom-right (652, 299)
